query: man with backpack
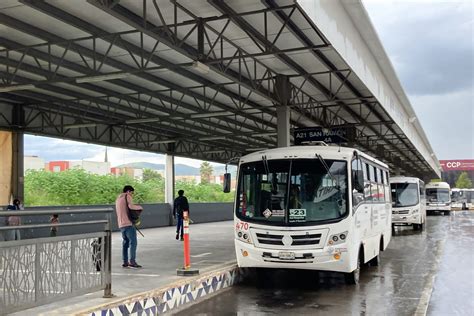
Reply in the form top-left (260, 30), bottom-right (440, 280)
top-left (115, 185), bottom-right (143, 268)
top-left (173, 190), bottom-right (189, 241)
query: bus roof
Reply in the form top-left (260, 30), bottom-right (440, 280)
top-left (239, 145), bottom-right (389, 169)
top-left (390, 176), bottom-right (423, 184)
top-left (426, 182), bottom-right (450, 189)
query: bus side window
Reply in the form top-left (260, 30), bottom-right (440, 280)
top-left (369, 165), bottom-right (378, 202)
top-left (364, 163), bottom-right (372, 201)
top-left (384, 171), bottom-right (391, 203)
top-left (351, 159), bottom-right (365, 208)
top-left (376, 168), bottom-right (385, 202)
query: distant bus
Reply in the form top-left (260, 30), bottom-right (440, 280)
top-left (451, 188), bottom-right (474, 210)
top-left (425, 182), bottom-right (451, 215)
top-left (390, 177), bottom-right (426, 230)
top-left (225, 145), bottom-right (391, 285)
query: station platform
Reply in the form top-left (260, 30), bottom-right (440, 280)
top-left (12, 221), bottom-right (236, 315)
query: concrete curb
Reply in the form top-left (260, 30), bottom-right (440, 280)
top-left (74, 261), bottom-right (241, 315)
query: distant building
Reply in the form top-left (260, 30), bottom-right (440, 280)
top-left (110, 167), bottom-right (143, 180)
top-left (24, 156), bottom-right (45, 171)
top-left (46, 160), bottom-right (110, 176)
top-left (46, 161), bottom-right (69, 172)
top-left (70, 160), bottom-right (110, 176)
top-left (176, 175), bottom-right (201, 183)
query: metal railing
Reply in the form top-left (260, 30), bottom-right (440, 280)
top-left (0, 208), bottom-right (113, 314)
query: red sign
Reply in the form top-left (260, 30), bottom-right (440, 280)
top-left (440, 160), bottom-right (474, 171)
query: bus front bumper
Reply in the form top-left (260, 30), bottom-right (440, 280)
top-left (392, 213), bottom-right (422, 225)
top-left (235, 239), bottom-right (354, 273)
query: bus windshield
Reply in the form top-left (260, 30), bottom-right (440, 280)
top-left (235, 159), bottom-right (348, 226)
top-left (426, 189), bottom-right (450, 203)
top-left (391, 183), bottom-right (419, 207)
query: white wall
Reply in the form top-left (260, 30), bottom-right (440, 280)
top-left (24, 156), bottom-right (44, 171)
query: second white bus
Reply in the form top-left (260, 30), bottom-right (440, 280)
top-left (426, 182), bottom-right (451, 215)
top-left (390, 177), bottom-right (426, 230)
top-left (225, 145), bottom-right (392, 285)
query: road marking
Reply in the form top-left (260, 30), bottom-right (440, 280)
top-left (414, 238), bottom-right (446, 316)
top-left (191, 252), bottom-right (212, 258)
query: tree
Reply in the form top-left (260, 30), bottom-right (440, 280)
top-left (455, 172), bottom-right (473, 189)
top-left (200, 161), bottom-right (213, 184)
top-left (142, 168), bottom-right (162, 182)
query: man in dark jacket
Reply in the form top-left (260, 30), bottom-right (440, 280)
top-left (173, 190), bottom-right (189, 241)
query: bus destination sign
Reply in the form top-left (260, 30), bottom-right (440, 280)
top-left (293, 126), bottom-right (354, 145)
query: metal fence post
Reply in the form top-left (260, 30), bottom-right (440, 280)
top-left (71, 239), bottom-right (76, 293)
top-left (103, 212), bottom-right (113, 298)
top-left (34, 243), bottom-right (41, 302)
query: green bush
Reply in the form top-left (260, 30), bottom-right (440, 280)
top-left (24, 169), bottom-right (234, 206)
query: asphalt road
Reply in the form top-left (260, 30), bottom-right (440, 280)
top-left (174, 212), bottom-right (474, 316)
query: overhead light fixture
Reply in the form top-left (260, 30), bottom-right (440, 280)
top-left (190, 111), bottom-right (233, 119)
top-left (76, 72), bottom-right (129, 84)
top-left (0, 84), bottom-right (36, 93)
top-left (203, 150), bottom-right (222, 154)
top-left (65, 123), bottom-right (98, 129)
top-left (430, 153), bottom-right (435, 157)
top-left (192, 61), bottom-right (210, 74)
top-left (150, 140), bottom-right (176, 144)
top-left (125, 117), bottom-right (161, 124)
top-left (245, 147), bottom-right (267, 152)
top-left (199, 136), bottom-right (226, 141)
top-left (254, 132), bottom-right (277, 137)
top-left (409, 116), bottom-right (417, 123)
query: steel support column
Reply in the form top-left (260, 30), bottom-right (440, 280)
top-left (11, 105), bottom-right (24, 203)
top-left (165, 153), bottom-right (175, 224)
top-left (275, 75), bottom-right (291, 148)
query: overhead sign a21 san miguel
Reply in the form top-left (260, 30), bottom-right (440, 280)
top-left (439, 160), bottom-right (474, 171)
top-left (293, 126), bottom-right (355, 145)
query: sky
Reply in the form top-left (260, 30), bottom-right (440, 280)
top-left (24, 0), bottom-right (473, 165)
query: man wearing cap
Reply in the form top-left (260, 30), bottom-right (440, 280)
top-left (115, 185), bottom-right (143, 268)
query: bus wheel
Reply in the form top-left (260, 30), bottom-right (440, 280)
top-left (413, 223), bottom-right (420, 230)
top-left (345, 253), bottom-right (361, 285)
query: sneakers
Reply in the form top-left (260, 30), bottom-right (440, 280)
top-left (176, 233), bottom-right (179, 240)
top-left (128, 262), bottom-right (143, 269)
top-left (122, 262), bottom-right (142, 268)
top-left (180, 237), bottom-right (184, 241)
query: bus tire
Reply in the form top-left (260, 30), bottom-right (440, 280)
top-left (413, 223), bottom-right (420, 230)
top-left (345, 251), bottom-right (361, 285)
top-left (368, 253), bottom-right (380, 267)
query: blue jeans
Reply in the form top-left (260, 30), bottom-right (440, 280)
top-left (121, 226), bottom-right (137, 264)
top-left (176, 216), bottom-right (183, 238)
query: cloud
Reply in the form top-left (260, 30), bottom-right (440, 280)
top-left (411, 89), bottom-right (474, 159)
top-left (24, 135), bottom-right (225, 168)
top-left (364, 1), bottom-right (473, 96)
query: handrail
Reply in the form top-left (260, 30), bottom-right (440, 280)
top-left (0, 207), bottom-right (113, 216)
top-left (0, 220), bottom-right (109, 231)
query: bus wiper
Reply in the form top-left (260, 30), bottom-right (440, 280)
top-left (262, 155), bottom-right (277, 193)
top-left (316, 153), bottom-right (340, 190)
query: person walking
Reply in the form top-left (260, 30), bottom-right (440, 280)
top-left (50, 214), bottom-right (59, 237)
top-left (173, 189), bottom-right (189, 241)
top-left (115, 185), bottom-right (143, 268)
top-left (6, 198), bottom-right (22, 240)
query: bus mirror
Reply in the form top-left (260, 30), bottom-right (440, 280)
top-left (353, 170), bottom-right (364, 193)
top-left (223, 173), bottom-right (231, 193)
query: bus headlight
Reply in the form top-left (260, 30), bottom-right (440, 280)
top-left (412, 209), bottom-right (419, 213)
top-left (328, 231), bottom-right (348, 246)
top-left (236, 231), bottom-right (252, 244)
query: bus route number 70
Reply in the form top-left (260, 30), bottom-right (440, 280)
top-left (236, 222), bottom-right (249, 231)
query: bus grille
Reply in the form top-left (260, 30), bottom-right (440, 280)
top-left (256, 233), bottom-right (321, 246)
top-left (393, 210), bottom-right (409, 215)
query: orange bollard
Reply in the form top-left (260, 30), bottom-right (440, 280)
top-left (177, 210), bottom-right (199, 276)
top-left (183, 210), bottom-right (191, 269)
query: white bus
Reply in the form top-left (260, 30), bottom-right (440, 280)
top-left (451, 188), bottom-right (474, 210)
top-left (425, 182), bottom-right (451, 215)
top-left (390, 177), bottom-right (426, 230)
top-left (225, 145), bottom-right (391, 285)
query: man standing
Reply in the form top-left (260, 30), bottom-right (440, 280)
top-left (6, 199), bottom-right (22, 240)
top-left (115, 185), bottom-right (143, 268)
top-left (173, 190), bottom-right (189, 241)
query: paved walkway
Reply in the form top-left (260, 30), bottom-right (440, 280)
top-left (13, 221), bottom-right (235, 315)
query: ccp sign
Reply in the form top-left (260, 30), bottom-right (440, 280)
top-left (440, 160), bottom-right (474, 171)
